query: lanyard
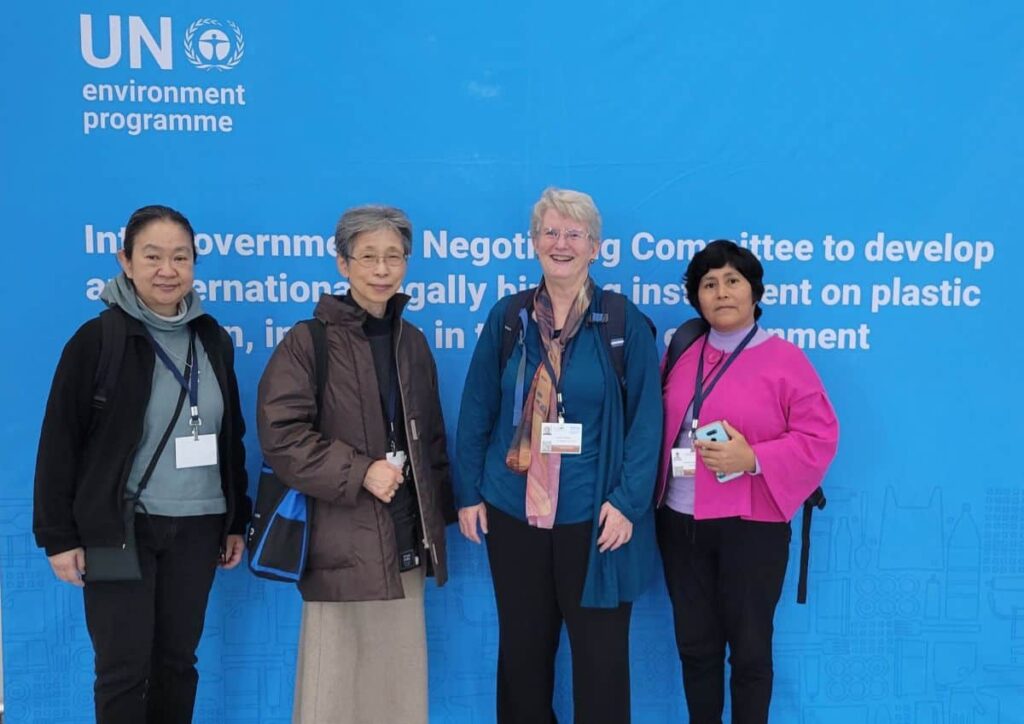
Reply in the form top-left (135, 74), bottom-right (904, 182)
top-left (144, 328), bottom-right (201, 438)
top-left (538, 333), bottom-right (577, 423)
top-left (690, 325), bottom-right (758, 436)
top-left (381, 359), bottom-right (399, 453)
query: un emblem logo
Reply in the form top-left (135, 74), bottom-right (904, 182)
top-left (184, 19), bottom-right (244, 71)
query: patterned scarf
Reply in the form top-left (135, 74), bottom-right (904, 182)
top-left (506, 278), bottom-right (593, 528)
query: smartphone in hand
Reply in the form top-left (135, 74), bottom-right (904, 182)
top-left (694, 420), bottom-right (743, 483)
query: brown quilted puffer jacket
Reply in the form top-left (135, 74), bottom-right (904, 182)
top-left (257, 293), bottom-right (453, 602)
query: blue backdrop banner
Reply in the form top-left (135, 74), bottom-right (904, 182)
top-left (2, 2), bottom-right (1022, 722)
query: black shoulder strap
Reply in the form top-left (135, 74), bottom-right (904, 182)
top-left (498, 289), bottom-right (535, 377)
top-left (596, 289), bottom-right (628, 382)
top-left (92, 308), bottom-right (127, 411)
top-left (591, 289), bottom-right (657, 385)
top-left (131, 363), bottom-right (190, 505)
top-left (797, 486), bottom-right (827, 604)
top-left (302, 319), bottom-right (329, 431)
top-left (661, 317), bottom-right (710, 385)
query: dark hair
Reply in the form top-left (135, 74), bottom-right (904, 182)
top-left (684, 239), bottom-right (765, 321)
top-left (123, 205), bottom-right (196, 259)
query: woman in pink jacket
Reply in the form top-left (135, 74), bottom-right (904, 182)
top-left (657, 240), bottom-right (838, 724)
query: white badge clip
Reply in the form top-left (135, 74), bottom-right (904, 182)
top-left (671, 448), bottom-right (697, 478)
top-left (385, 450), bottom-right (407, 471)
top-left (175, 434), bottom-right (218, 468)
top-left (540, 422), bottom-right (583, 455)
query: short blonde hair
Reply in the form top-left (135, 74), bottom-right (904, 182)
top-left (530, 187), bottom-right (602, 242)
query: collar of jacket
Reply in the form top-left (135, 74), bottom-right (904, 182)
top-left (313, 293), bottom-right (411, 330)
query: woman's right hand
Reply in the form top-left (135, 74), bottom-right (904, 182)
top-left (362, 459), bottom-right (404, 503)
top-left (458, 503), bottom-right (489, 544)
top-left (48, 547), bottom-right (86, 587)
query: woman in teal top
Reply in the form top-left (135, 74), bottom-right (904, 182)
top-left (455, 187), bottom-right (662, 724)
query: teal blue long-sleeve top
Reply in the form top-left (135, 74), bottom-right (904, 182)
top-left (455, 285), bottom-right (663, 607)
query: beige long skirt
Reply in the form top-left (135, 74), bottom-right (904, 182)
top-left (292, 568), bottom-right (428, 724)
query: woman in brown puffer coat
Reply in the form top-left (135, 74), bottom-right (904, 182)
top-left (257, 204), bottom-right (454, 724)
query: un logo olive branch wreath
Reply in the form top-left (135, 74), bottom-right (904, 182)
top-left (183, 18), bottom-right (244, 70)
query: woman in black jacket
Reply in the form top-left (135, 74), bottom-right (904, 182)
top-left (33, 204), bottom-right (251, 724)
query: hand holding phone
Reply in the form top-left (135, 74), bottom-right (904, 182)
top-left (694, 420), bottom-right (745, 483)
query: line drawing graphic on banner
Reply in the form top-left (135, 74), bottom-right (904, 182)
top-left (183, 19), bottom-right (244, 71)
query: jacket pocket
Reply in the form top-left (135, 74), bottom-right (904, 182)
top-left (305, 499), bottom-right (360, 571)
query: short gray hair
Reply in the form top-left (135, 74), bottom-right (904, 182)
top-left (334, 205), bottom-right (413, 259)
top-left (530, 187), bottom-right (602, 242)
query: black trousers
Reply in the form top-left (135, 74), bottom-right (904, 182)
top-left (485, 504), bottom-right (633, 724)
top-left (656, 508), bottom-right (790, 724)
top-left (83, 514), bottom-right (223, 724)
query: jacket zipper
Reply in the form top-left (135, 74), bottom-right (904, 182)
top-left (393, 321), bottom-right (438, 568)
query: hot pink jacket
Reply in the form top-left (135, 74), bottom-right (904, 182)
top-left (657, 335), bottom-right (839, 522)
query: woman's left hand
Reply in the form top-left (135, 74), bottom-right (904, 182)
top-left (597, 502), bottom-right (633, 553)
top-left (219, 534), bottom-right (245, 569)
top-left (695, 420), bottom-right (757, 476)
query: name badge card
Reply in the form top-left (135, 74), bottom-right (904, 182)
top-left (671, 448), bottom-right (697, 478)
top-left (540, 422), bottom-right (583, 455)
top-left (175, 434), bottom-right (218, 469)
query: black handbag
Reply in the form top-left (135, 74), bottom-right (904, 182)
top-left (84, 349), bottom-right (191, 583)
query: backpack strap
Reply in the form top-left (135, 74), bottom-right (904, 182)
top-left (498, 289), bottom-right (535, 377)
top-left (589, 288), bottom-right (657, 387)
top-left (594, 289), bottom-right (628, 383)
top-left (302, 318), bottom-right (328, 431)
top-left (92, 308), bottom-right (127, 411)
top-left (797, 486), bottom-right (827, 604)
top-left (661, 317), bottom-right (711, 385)
top-left (497, 290), bottom-right (535, 429)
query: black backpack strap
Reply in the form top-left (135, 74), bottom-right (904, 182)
top-left (590, 289), bottom-right (657, 385)
top-left (797, 486), bottom-right (827, 604)
top-left (301, 319), bottom-right (328, 430)
top-left (497, 290), bottom-right (535, 428)
top-left (92, 308), bottom-right (127, 411)
top-left (498, 289), bottom-right (534, 378)
top-left (662, 317), bottom-right (711, 385)
top-left (595, 289), bottom-right (628, 382)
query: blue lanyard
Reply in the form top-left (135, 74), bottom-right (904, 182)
top-left (377, 351), bottom-right (400, 453)
top-left (690, 325), bottom-right (758, 434)
top-left (538, 332), bottom-right (577, 423)
top-left (144, 328), bottom-right (201, 436)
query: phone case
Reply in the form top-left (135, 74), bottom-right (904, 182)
top-left (694, 421), bottom-right (744, 483)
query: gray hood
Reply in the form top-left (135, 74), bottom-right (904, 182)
top-left (100, 272), bottom-right (206, 331)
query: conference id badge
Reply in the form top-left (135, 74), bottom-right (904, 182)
top-left (175, 434), bottom-right (218, 468)
top-left (539, 422), bottom-right (583, 455)
top-left (671, 448), bottom-right (697, 478)
top-left (386, 450), bottom-right (407, 471)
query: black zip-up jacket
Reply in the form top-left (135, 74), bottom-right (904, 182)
top-left (33, 307), bottom-right (251, 556)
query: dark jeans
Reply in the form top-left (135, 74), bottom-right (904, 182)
top-left (83, 514), bottom-right (223, 724)
top-left (485, 503), bottom-right (633, 724)
top-left (656, 508), bottom-right (790, 724)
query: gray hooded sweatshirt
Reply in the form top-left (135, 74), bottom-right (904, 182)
top-left (101, 273), bottom-right (226, 516)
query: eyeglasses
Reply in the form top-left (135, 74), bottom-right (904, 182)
top-left (347, 253), bottom-right (408, 269)
top-left (541, 227), bottom-right (590, 243)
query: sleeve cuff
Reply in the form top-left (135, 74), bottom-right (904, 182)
top-left (606, 490), bottom-right (642, 524)
top-left (455, 486), bottom-right (483, 509)
top-left (339, 454), bottom-right (375, 507)
top-left (41, 535), bottom-right (83, 557)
